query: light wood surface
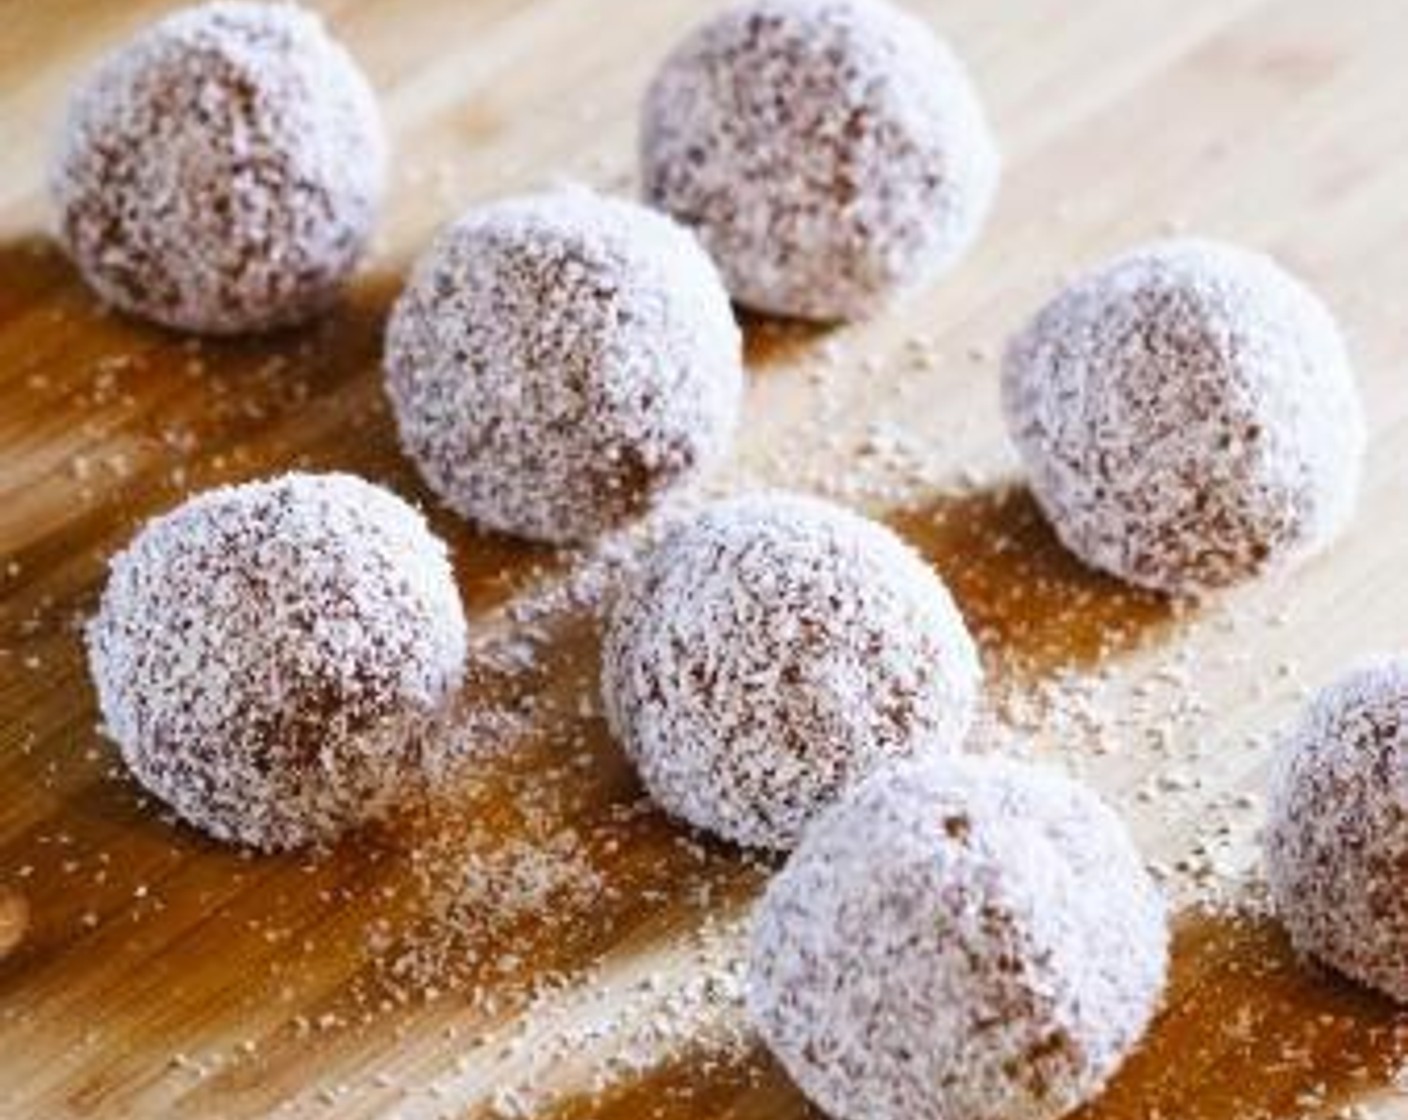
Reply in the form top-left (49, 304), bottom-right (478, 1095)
top-left (5, 1), bottom-right (1408, 1117)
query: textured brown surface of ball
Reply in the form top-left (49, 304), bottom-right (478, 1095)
top-left (641, 0), bottom-right (999, 322)
top-left (749, 755), bottom-right (1168, 1120)
top-left (1266, 659), bottom-right (1408, 1002)
top-left (385, 188), bottom-right (743, 544)
top-left (52, 1), bottom-right (386, 334)
top-left (1002, 238), bottom-right (1365, 595)
top-left (86, 473), bottom-right (467, 851)
top-left (601, 492), bottom-right (981, 849)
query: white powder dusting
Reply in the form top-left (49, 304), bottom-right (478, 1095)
top-left (1002, 238), bottom-right (1365, 595)
top-left (385, 186), bottom-right (743, 544)
top-left (749, 755), bottom-right (1169, 1120)
top-left (51, 1), bottom-right (386, 334)
top-left (642, 0), bottom-right (998, 321)
top-left (601, 491), bottom-right (982, 850)
top-left (86, 472), bottom-right (467, 851)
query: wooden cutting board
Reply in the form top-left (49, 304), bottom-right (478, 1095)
top-left (6, 0), bottom-right (1408, 1116)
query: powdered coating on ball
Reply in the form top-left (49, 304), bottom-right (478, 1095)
top-left (1002, 238), bottom-right (1365, 596)
top-left (86, 473), bottom-right (467, 851)
top-left (600, 492), bottom-right (981, 850)
top-left (1266, 659), bottom-right (1408, 1002)
top-left (52, 1), bottom-right (386, 334)
top-left (749, 755), bottom-right (1168, 1120)
top-left (641, 0), bottom-right (999, 321)
top-left (385, 188), bottom-right (743, 544)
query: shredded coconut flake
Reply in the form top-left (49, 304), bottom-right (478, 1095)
top-left (86, 472), bottom-right (467, 851)
top-left (51, 0), bottom-right (386, 334)
top-left (1002, 238), bottom-right (1365, 595)
top-left (385, 187), bottom-right (743, 544)
top-left (1266, 658), bottom-right (1408, 1003)
top-left (601, 491), bottom-right (982, 849)
top-left (641, 0), bottom-right (999, 321)
top-left (748, 755), bottom-right (1169, 1120)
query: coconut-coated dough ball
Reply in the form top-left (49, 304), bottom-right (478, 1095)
top-left (749, 755), bottom-right (1169, 1120)
top-left (86, 473), bottom-right (467, 851)
top-left (1002, 239), bottom-right (1365, 595)
top-left (385, 188), bottom-right (743, 544)
top-left (601, 492), bottom-right (981, 849)
top-left (52, 1), bottom-right (386, 334)
top-left (1266, 658), bottom-right (1408, 1002)
top-left (641, 0), bottom-right (999, 321)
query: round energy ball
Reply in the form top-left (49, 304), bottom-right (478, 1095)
top-left (1002, 238), bottom-right (1365, 596)
top-left (52, 1), bottom-right (386, 334)
top-left (385, 188), bottom-right (743, 544)
top-left (86, 473), bottom-right (467, 851)
top-left (749, 755), bottom-right (1169, 1120)
top-left (640, 0), bottom-right (999, 321)
top-left (600, 492), bottom-right (981, 849)
top-left (1266, 659), bottom-right (1408, 1002)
